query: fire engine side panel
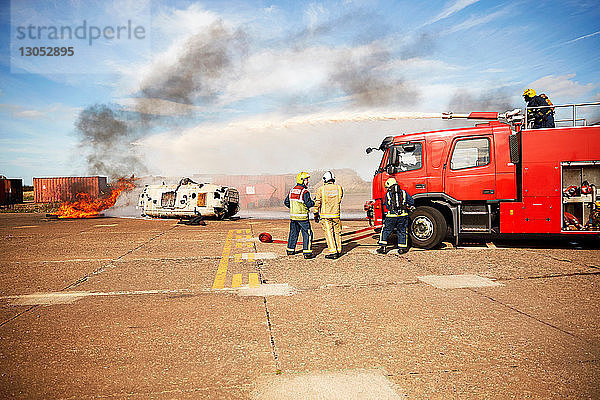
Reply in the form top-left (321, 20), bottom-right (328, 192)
top-left (500, 197), bottom-right (561, 233)
top-left (500, 126), bottom-right (600, 234)
top-left (444, 133), bottom-right (496, 201)
top-left (425, 138), bottom-right (448, 193)
top-left (492, 124), bottom-right (517, 200)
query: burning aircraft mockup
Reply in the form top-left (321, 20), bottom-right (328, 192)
top-left (138, 178), bottom-right (240, 219)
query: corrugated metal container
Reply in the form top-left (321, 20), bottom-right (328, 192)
top-left (0, 179), bottom-right (23, 205)
top-left (33, 176), bottom-right (108, 203)
top-left (211, 175), bottom-right (290, 208)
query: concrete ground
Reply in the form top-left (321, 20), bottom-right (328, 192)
top-left (0, 213), bottom-right (598, 399)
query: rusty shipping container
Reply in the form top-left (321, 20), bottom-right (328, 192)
top-left (33, 176), bottom-right (109, 203)
top-left (0, 178), bottom-right (23, 205)
top-left (211, 175), bottom-right (289, 208)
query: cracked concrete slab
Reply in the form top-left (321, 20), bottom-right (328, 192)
top-left (1, 215), bottom-right (598, 399)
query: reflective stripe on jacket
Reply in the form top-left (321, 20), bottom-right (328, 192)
top-left (315, 183), bottom-right (343, 218)
top-left (288, 184), bottom-right (311, 220)
top-left (384, 186), bottom-right (413, 217)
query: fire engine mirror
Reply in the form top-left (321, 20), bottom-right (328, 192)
top-left (379, 136), bottom-right (394, 150)
top-left (366, 147), bottom-right (373, 154)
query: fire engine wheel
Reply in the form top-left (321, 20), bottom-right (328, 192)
top-left (410, 206), bottom-right (447, 249)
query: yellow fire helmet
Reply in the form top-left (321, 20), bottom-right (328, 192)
top-left (523, 88), bottom-right (536, 98)
top-left (385, 177), bottom-right (397, 188)
top-left (296, 171), bottom-right (310, 184)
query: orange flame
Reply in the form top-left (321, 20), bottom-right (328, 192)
top-left (55, 176), bottom-right (136, 218)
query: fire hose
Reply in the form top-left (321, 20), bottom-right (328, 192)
top-left (258, 224), bottom-right (382, 245)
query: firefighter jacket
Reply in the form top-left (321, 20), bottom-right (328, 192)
top-left (284, 184), bottom-right (315, 221)
top-left (384, 185), bottom-right (414, 217)
top-left (526, 95), bottom-right (553, 120)
top-left (314, 182), bottom-right (343, 219)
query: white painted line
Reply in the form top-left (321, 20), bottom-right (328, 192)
top-left (237, 283), bottom-right (295, 297)
top-left (231, 252), bottom-right (277, 260)
top-left (2, 289), bottom-right (192, 306)
top-left (418, 274), bottom-right (503, 289)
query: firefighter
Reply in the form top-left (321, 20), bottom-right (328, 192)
top-left (314, 171), bottom-right (344, 259)
top-left (377, 178), bottom-right (414, 255)
top-left (523, 88), bottom-right (555, 128)
top-left (284, 171), bottom-right (315, 259)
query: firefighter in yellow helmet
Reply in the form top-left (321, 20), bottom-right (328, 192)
top-left (314, 171), bottom-right (344, 259)
top-left (377, 178), bottom-right (414, 255)
top-left (284, 172), bottom-right (315, 259)
top-left (523, 88), bottom-right (555, 129)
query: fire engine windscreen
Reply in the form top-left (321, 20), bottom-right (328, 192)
top-left (385, 143), bottom-right (423, 173)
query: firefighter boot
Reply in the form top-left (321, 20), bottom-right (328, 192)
top-left (397, 247), bottom-right (409, 255)
top-left (304, 253), bottom-right (314, 259)
top-left (376, 246), bottom-right (387, 254)
top-left (325, 252), bottom-right (340, 259)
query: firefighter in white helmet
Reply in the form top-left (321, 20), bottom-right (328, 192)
top-left (284, 171), bottom-right (315, 259)
top-left (314, 171), bottom-right (344, 259)
top-left (377, 178), bottom-right (414, 255)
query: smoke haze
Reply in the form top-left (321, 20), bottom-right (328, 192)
top-left (139, 21), bottom-right (249, 105)
top-left (448, 88), bottom-right (518, 112)
top-left (73, 8), bottom-right (464, 181)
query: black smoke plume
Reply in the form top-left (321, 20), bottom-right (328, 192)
top-left (75, 104), bottom-right (147, 179)
top-left (75, 21), bottom-right (249, 177)
top-left (139, 21), bottom-right (248, 105)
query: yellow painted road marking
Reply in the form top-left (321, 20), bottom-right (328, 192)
top-left (232, 273), bottom-right (242, 288)
top-left (14, 225), bottom-right (39, 229)
top-left (234, 254), bottom-right (242, 263)
top-left (249, 273), bottom-right (260, 288)
top-left (212, 230), bottom-right (235, 289)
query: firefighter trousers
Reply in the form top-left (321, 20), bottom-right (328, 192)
top-left (378, 216), bottom-right (409, 248)
top-left (287, 219), bottom-right (313, 254)
top-left (321, 218), bottom-right (342, 254)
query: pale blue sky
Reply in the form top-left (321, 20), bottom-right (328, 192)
top-left (1, 0), bottom-right (599, 183)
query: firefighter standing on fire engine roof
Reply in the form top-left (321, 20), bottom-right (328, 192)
top-left (523, 88), bottom-right (555, 129)
top-left (314, 171), bottom-right (344, 259)
top-left (377, 178), bottom-right (414, 255)
top-left (284, 172), bottom-right (315, 259)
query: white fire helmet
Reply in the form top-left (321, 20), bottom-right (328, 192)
top-left (322, 171), bottom-right (335, 182)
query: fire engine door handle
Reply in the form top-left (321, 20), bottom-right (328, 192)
top-left (415, 184), bottom-right (426, 189)
top-left (483, 189), bottom-right (494, 194)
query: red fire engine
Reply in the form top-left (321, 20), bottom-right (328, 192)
top-left (365, 104), bottom-right (600, 248)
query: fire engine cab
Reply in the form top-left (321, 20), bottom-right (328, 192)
top-left (365, 104), bottom-right (600, 248)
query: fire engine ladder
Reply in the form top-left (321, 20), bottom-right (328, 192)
top-left (458, 203), bottom-right (493, 234)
